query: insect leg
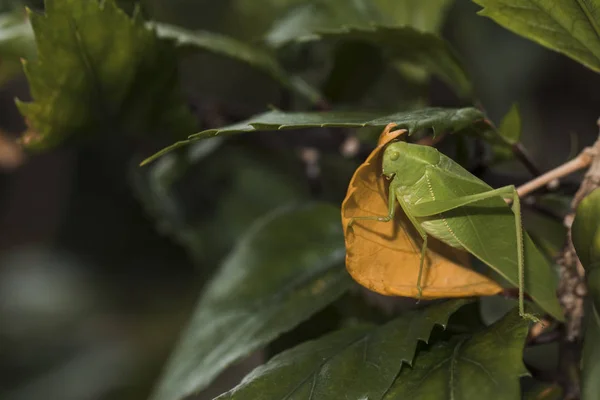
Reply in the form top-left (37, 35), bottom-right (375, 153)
top-left (509, 190), bottom-right (540, 323)
top-left (416, 233), bottom-right (428, 300)
top-left (411, 185), bottom-right (541, 323)
top-left (348, 180), bottom-right (398, 228)
top-left (394, 195), bottom-right (431, 300)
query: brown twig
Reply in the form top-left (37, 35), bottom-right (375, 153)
top-left (516, 149), bottom-right (594, 198)
top-left (527, 326), bottom-right (561, 346)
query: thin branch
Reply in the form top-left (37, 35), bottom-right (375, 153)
top-left (515, 148), bottom-right (594, 198)
top-left (527, 327), bottom-right (561, 346)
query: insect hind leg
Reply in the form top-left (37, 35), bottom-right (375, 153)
top-left (416, 233), bottom-right (429, 300)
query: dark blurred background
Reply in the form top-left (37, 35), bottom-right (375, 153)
top-left (0, 1), bottom-right (599, 399)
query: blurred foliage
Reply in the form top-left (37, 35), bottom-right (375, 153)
top-left (0, 0), bottom-right (599, 400)
top-left (17, 0), bottom-right (195, 151)
top-left (0, 8), bottom-right (34, 85)
top-left (573, 188), bottom-right (600, 400)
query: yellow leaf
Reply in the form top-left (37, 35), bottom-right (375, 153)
top-left (341, 124), bottom-right (503, 298)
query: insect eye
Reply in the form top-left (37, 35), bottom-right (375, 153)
top-left (389, 151), bottom-right (400, 161)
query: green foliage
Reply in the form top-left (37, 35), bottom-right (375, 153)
top-left (298, 26), bottom-right (473, 98)
top-left (581, 309), bottom-right (600, 400)
top-left (132, 137), bottom-right (311, 265)
top-left (17, 0), bottom-right (196, 151)
top-left (572, 187), bottom-right (600, 400)
top-left (264, 0), bottom-right (454, 46)
top-left (473, 0), bottom-right (600, 73)
top-left (385, 309), bottom-right (529, 399)
top-left (150, 22), bottom-right (321, 103)
top-left (142, 107), bottom-right (485, 164)
top-left (0, 9), bottom-right (35, 84)
top-left (572, 187), bottom-right (600, 272)
top-left (151, 204), bottom-right (352, 400)
top-left (369, 0), bottom-right (455, 32)
top-left (9, 0), bottom-right (599, 399)
top-left (486, 102), bottom-right (523, 164)
top-left (215, 300), bottom-right (470, 400)
top-left (498, 103), bottom-right (522, 145)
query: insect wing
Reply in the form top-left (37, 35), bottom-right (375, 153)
top-left (341, 131), bottom-right (503, 299)
top-left (421, 160), bottom-right (563, 320)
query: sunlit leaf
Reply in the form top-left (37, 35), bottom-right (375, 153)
top-left (383, 308), bottom-right (529, 399)
top-left (142, 107), bottom-right (485, 165)
top-left (473, 0), bottom-right (600, 73)
top-left (17, 0), bottom-right (196, 151)
top-left (342, 124), bottom-right (503, 299)
top-left (150, 204), bottom-right (352, 400)
top-left (215, 300), bottom-right (471, 400)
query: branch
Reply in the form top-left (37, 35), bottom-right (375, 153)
top-left (515, 148), bottom-right (594, 198)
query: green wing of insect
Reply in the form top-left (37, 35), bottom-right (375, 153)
top-left (410, 154), bottom-right (564, 321)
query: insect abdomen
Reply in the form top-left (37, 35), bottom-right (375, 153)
top-left (419, 218), bottom-right (465, 250)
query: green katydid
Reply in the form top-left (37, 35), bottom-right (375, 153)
top-left (349, 139), bottom-right (564, 322)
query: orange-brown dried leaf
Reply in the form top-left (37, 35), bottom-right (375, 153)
top-left (341, 124), bottom-right (503, 298)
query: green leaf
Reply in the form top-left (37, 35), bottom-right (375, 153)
top-left (524, 210), bottom-right (566, 260)
top-left (572, 187), bottom-right (600, 272)
top-left (265, 0), bottom-right (454, 47)
top-left (215, 300), bottom-right (471, 400)
top-left (572, 187), bottom-right (600, 399)
top-left (142, 107), bottom-right (485, 165)
top-left (498, 103), bottom-right (521, 145)
top-left (371, 0), bottom-right (455, 32)
top-left (473, 0), bottom-right (600, 73)
top-left (17, 0), bottom-right (196, 151)
top-left (299, 26), bottom-right (473, 98)
top-left (150, 203), bottom-right (352, 400)
top-left (149, 22), bottom-right (321, 104)
top-left (383, 308), bottom-right (529, 400)
top-left (0, 9), bottom-right (36, 84)
top-left (132, 139), bottom-right (311, 266)
top-left (582, 293), bottom-right (600, 400)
